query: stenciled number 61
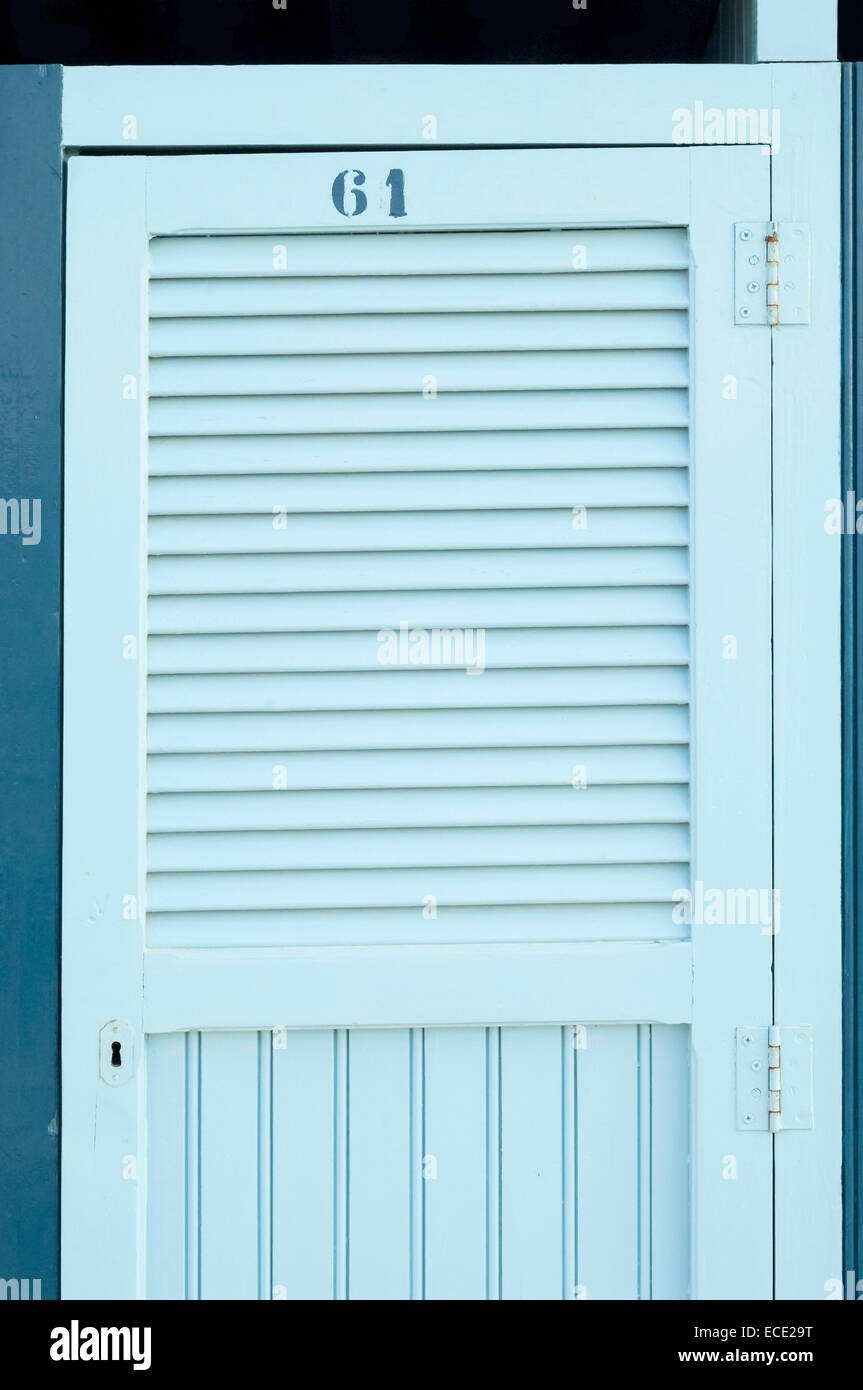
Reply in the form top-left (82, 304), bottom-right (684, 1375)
top-left (331, 168), bottom-right (406, 218)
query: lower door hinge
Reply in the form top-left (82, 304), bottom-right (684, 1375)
top-left (736, 1026), bottom-right (813, 1131)
top-left (734, 222), bottom-right (811, 326)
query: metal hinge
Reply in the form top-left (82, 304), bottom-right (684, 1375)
top-left (736, 1026), bottom-right (813, 1131)
top-left (734, 223), bottom-right (811, 325)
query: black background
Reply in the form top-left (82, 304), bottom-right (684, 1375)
top-left (0, 0), bottom-right (725, 64)
top-left (3, 1), bottom-right (859, 65)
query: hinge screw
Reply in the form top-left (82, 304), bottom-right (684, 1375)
top-left (739, 307), bottom-right (752, 319)
top-left (747, 281), bottom-right (760, 293)
top-left (748, 255), bottom-right (759, 265)
top-left (742, 1033), bottom-right (753, 1044)
top-left (751, 1059), bottom-right (762, 1071)
top-left (739, 229), bottom-right (752, 241)
top-left (743, 1112), bottom-right (754, 1124)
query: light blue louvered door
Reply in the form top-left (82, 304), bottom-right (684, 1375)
top-left (63, 146), bottom-right (773, 1300)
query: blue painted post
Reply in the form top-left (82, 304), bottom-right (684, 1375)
top-left (0, 64), bottom-right (62, 1300)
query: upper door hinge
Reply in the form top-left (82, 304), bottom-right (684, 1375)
top-left (734, 223), bottom-right (811, 326)
top-left (736, 1025), bottom-right (813, 1131)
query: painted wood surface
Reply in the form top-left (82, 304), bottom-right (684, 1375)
top-left (63, 63), bottom-right (784, 149)
top-left (62, 135), bottom-right (794, 1295)
top-left (770, 61), bottom-right (842, 1299)
top-left (145, 1024), bottom-right (690, 1300)
top-left (62, 158), bottom-right (149, 1299)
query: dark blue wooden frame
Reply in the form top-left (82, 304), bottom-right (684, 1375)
top-left (0, 64), bottom-right (62, 1299)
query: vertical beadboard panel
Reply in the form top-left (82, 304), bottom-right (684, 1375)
top-left (145, 1021), bottom-right (691, 1298)
top-left (271, 1029), bottom-right (335, 1300)
top-left (577, 1025), bottom-right (640, 1300)
top-left (145, 1033), bottom-right (187, 1299)
top-left (334, 1029), bottom-right (349, 1300)
top-left (424, 1027), bottom-right (487, 1300)
top-left (637, 1025), bottom-right (653, 1300)
top-left (257, 1031), bottom-right (272, 1300)
top-left (562, 1026), bottom-right (578, 1300)
top-left (650, 1025), bottom-right (690, 1299)
top-left (500, 1027), bottom-right (563, 1299)
top-left (199, 1031), bottom-right (260, 1299)
top-left (486, 1027), bottom-right (502, 1300)
top-left (347, 1029), bottom-right (412, 1299)
top-left (409, 1028), bottom-right (425, 1300)
top-left (185, 1031), bottom-right (201, 1300)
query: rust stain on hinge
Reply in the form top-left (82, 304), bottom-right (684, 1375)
top-left (766, 224), bottom-right (780, 327)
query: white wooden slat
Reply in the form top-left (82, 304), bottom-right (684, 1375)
top-left (146, 863), bottom-right (688, 913)
top-left (147, 704), bottom-right (690, 753)
top-left (146, 744), bottom-right (689, 791)
top-left (149, 547), bottom-right (689, 594)
top-left (149, 227), bottom-right (689, 278)
top-left (146, 902), bottom-right (684, 949)
top-left (149, 427), bottom-right (689, 475)
top-left (149, 309), bottom-right (689, 357)
top-left (147, 670), bottom-right (690, 722)
top-left (147, 823), bottom-right (690, 872)
top-left (148, 387), bottom-right (687, 437)
top-left (148, 586), bottom-right (691, 634)
top-left (149, 269), bottom-right (689, 318)
top-left (146, 784), bottom-right (690, 832)
top-left (148, 507), bottom-right (688, 555)
top-left (149, 349), bottom-right (688, 397)
top-left (148, 627), bottom-right (688, 675)
top-left (147, 665), bottom-right (690, 713)
top-left (149, 467), bottom-right (689, 516)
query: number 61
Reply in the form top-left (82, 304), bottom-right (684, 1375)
top-left (331, 168), bottom-right (406, 218)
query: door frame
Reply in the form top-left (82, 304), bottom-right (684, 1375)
top-left (60, 62), bottom-right (842, 1300)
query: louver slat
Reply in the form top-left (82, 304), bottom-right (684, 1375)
top-left (149, 427), bottom-right (689, 475)
top-left (149, 271), bottom-right (689, 317)
top-left (146, 225), bottom-right (691, 945)
top-left (149, 467), bottom-right (688, 514)
top-left (148, 227), bottom-right (690, 278)
top-left (149, 310), bottom-right (689, 357)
